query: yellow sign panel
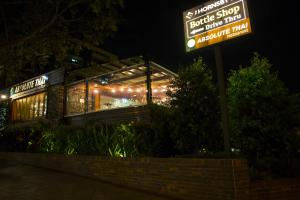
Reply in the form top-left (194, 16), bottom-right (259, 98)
top-left (183, 0), bottom-right (252, 52)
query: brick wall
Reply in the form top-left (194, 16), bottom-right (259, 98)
top-left (250, 178), bottom-right (300, 200)
top-left (0, 153), bottom-right (249, 200)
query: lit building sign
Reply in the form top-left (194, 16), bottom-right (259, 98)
top-left (183, 0), bottom-right (252, 52)
top-left (10, 75), bottom-right (48, 98)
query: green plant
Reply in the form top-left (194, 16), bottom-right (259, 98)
top-left (109, 144), bottom-right (123, 157)
top-left (39, 123), bottom-right (140, 157)
top-left (39, 129), bottom-right (55, 152)
top-left (111, 124), bottom-right (139, 157)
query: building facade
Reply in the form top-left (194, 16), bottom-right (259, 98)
top-left (0, 57), bottom-right (176, 127)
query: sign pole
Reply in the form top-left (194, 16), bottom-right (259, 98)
top-left (183, 0), bottom-right (252, 155)
top-left (214, 45), bottom-right (230, 155)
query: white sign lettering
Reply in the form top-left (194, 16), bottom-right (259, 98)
top-left (10, 75), bottom-right (48, 97)
top-left (183, 0), bottom-right (252, 51)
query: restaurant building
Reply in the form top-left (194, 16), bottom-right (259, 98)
top-left (0, 56), bottom-right (176, 127)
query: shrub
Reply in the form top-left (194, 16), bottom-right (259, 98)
top-left (167, 58), bottom-right (223, 155)
top-left (227, 54), bottom-right (300, 176)
top-left (134, 104), bottom-right (175, 157)
top-left (0, 120), bottom-right (49, 152)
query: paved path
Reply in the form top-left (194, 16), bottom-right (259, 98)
top-left (0, 159), bottom-right (173, 200)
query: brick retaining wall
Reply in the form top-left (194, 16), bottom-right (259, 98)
top-left (0, 153), bottom-right (250, 200)
top-left (250, 178), bottom-right (300, 200)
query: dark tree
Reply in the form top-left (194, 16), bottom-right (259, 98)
top-left (228, 54), bottom-right (300, 175)
top-left (168, 58), bottom-right (223, 154)
top-left (0, 0), bottom-right (123, 88)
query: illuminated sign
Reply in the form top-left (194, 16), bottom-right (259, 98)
top-left (10, 75), bottom-right (48, 97)
top-left (183, 0), bottom-right (252, 52)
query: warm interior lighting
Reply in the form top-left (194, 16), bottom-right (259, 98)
top-left (66, 63), bottom-right (174, 115)
top-left (138, 66), bottom-right (146, 70)
top-left (152, 73), bottom-right (164, 77)
top-left (0, 94), bottom-right (7, 99)
top-left (123, 71), bottom-right (133, 75)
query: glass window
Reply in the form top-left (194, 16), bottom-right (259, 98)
top-left (11, 92), bottom-right (47, 121)
top-left (150, 69), bottom-right (174, 105)
top-left (66, 82), bottom-right (86, 115)
top-left (88, 69), bottom-right (147, 112)
top-left (65, 64), bottom-right (176, 116)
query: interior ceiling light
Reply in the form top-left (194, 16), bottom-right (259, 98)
top-left (93, 89), bottom-right (99, 94)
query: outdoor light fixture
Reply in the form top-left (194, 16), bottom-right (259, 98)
top-left (99, 77), bottom-right (109, 85)
top-left (41, 75), bottom-right (49, 81)
top-left (1, 94), bottom-right (7, 99)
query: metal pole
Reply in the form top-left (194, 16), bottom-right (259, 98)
top-left (214, 46), bottom-right (231, 155)
top-left (85, 79), bottom-right (89, 113)
top-left (145, 57), bottom-right (152, 104)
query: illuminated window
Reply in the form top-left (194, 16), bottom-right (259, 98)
top-left (11, 92), bottom-right (47, 121)
top-left (150, 70), bottom-right (174, 105)
top-left (66, 82), bottom-right (86, 115)
top-left (65, 63), bottom-right (176, 116)
top-left (88, 69), bottom-right (147, 112)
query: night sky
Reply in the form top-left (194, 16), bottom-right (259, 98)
top-left (103, 0), bottom-right (300, 92)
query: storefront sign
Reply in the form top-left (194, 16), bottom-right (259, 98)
top-left (10, 75), bottom-right (48, 97)
top-left (183, 0), bottom-right (252, 52)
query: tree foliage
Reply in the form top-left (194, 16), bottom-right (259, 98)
top-left (167, 58), bottom-right (223, 154)
top-left (0, 0), bottom-right (123, 88)
top-left (228, 54), bottom-right (300, 173)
